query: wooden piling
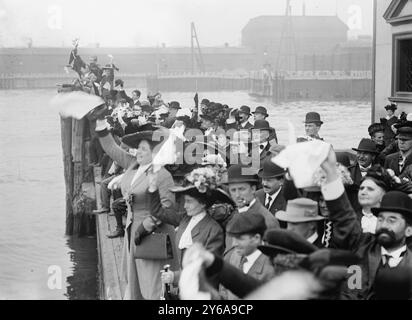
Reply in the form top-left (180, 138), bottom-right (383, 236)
top-left (71, 118), bottom-right (84, 235)
top-left (60, 116), bottom-right (74, 235)
top-left (69, 118), bottom-right (96, 236)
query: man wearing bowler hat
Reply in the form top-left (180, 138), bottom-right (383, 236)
top-left (297, 112), bottom-right (324, 142)
top-left (251, 106), bottom-right (279, 144)
top-left (224, 164), bottom-right (280, 253)
top-left (238, 105), bottom-right (253, 130)
top-left (250, 120), bottom-right (276, 168)
top-left (220, 212), bottom-right (275, 299)
top-left (384, 121), bottom-right (412, 176)
top-left (320, 148), bottom-right (412, 299)
top-left (252, 120), bottom-right (278, 159)
top-left (350, 138), bottom-right (380, 187)
top-left (200, 113), bottom-right (216, 137)
top-left (255, 159), bottom-right (287, 218)
top-left (252, 106), bottom-right (269, 122)
top-left (162, 101), bottom-right (181, 129)
top-left (275, 198), bottom-right (325, 248)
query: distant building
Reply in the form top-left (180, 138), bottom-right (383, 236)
top-left (373, 0), bottom-right (412, 120)
top-left (242, 15), bottom-right (349, 68)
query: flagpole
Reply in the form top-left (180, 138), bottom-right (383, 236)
top-left (195, 79), bottom-right (199, 122)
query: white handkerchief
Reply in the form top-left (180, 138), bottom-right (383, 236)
top-left (272, 140), bottom-right (331, 189)
top-left (152, 126), bottom-right (185, 173)
top-left (178, 259), bottom-right (211, 300)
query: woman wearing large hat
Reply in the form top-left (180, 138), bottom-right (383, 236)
top-left (380, 103), bottom-right (398, 145)
top-left (146, 166), bottom-right (235, 294)
top-left (95, 119), bottom-right (178, 300)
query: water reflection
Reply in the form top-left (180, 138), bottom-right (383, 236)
top-left (65, 236), bottom-right (98, 300)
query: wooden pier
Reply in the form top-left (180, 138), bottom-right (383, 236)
top-left (60, 106), bottom-right (125, 300)
top-left (146, 72), bottom-right (251, 93)
top-left (93, 166), bottom-right (126, 300)
top-left (248, 70), bottom-right (372, 101)
top-left (96, 213), bottom-right (126, 299)
top-left (145, 71), bottom-right (372, 101)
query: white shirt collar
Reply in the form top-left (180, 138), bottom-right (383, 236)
top-left (238, 198), bottom-right (256, 213)
top-left (362, 209), bottom-right (374, 218)
top-left (242, 249), bottom-right (262, 273)
top-left (306, 232), bottom-right (319, 244)
top-left (259, 141), bottom-right (268, 153)
top-left (359, 164), bottom-right (372, 177)
top-left (359, 164), bottom-right (372, 172)
top-left (240, 121), bottom-right (250, 128)
top-left (189, 211), bottom-right (207, 226)
top-left (205, 127), bottom-right (214, 136)
top-left (380, 245), bottom-right (407, 267)
top-left (381, 245), bottom-right (407, 258)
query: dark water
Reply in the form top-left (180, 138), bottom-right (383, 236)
top-left (0, 89), bottom-right (97, 300)
top-left (0, 88), bottom-right (370, 299)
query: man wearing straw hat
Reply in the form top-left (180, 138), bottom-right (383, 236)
top-left (275, 198), bottom-right (325, 248)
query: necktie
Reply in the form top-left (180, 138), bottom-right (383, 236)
top-left (399, 155), bottom-right (405, 172)
top-left (265, 195), bottom-right (272, 209)
top-left (381, 254), bottom-right (391, 269)
top-left (239, 256), bottom-right (248, 273)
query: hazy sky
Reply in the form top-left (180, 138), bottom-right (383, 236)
top-left (0, 0), bottom-right (373, 47)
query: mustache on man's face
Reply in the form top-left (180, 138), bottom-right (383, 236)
top-left (376, 228), bottom-right (396, 240)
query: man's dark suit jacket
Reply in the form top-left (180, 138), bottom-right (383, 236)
top-left (384, 151), bottom-right (412, 177)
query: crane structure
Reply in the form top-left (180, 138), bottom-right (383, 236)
top-left (276, 0), bottom-right (298, 73)
top-left (191, 22), bottom-right (205, 74)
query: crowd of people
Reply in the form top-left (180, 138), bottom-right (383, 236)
top-left (68, 52), bottom-right (412, 300)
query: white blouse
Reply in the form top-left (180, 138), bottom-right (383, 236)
top-left (361, 210), bottom-right (377, 234)
top-left (178, 212), bottom-right (207, 250)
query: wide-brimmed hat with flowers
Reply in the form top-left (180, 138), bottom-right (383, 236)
top-left (364, 165), bottom-right (412, 194)
top-left (169, 167), bottom-right (235, 207)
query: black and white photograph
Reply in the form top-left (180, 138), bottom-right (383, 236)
top-left (1, 0), bottom-right (412, 302)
